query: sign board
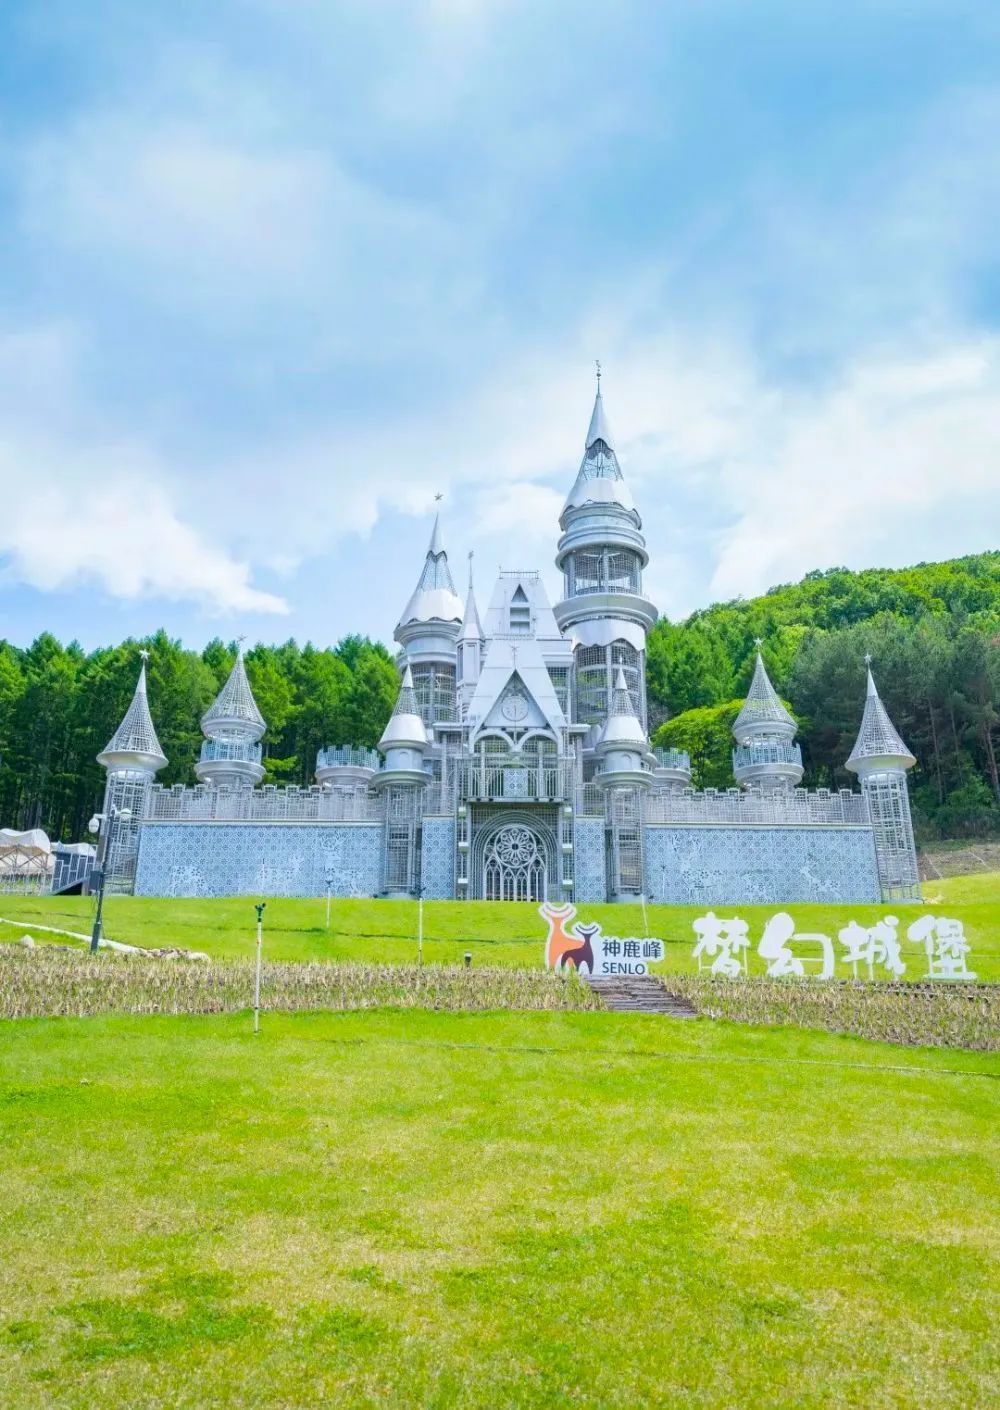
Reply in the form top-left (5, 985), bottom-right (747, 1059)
top-left (540, 902), bottom-right (664, 977)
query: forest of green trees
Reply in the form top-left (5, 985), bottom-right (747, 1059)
top-left (1, 551), bottom-right (998, 845)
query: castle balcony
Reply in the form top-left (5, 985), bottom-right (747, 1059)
top-left (198, 739), bottom-right (263, 764)
top-left (651, 746), bottom-right (693, 790)
top-left (732, 738), bottom-right (804, 792)
top-left (454, 758), bottom-right (574, 805)
top-left (316, 746), bottom-right (382, 773)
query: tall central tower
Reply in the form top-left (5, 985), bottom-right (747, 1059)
top-left (553, 374), bottom-right (657, 738)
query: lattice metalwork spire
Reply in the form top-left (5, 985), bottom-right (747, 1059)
top-left (397, 511), bottom-right (464, 628)
top-left (98, 659), bottom-right (167, 768)
top-left (598, 667), bottom-right (648, 749)
top-left (732, 651), bottom-right (797, 740)
top-left (562, 372), bottom-right (636, 515)
top-left (202, 644), bottom-right (266, 735)
top-left (379, 664), bottom-right (429, 750)
top-left (846, 664), bottom-right (915, 770)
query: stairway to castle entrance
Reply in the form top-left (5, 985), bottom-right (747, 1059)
top-left (587, 975), bottom-right (698, 1017)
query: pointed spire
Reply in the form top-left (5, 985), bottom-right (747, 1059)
top-left (458, 555), bottom-right (483, 643)
top-left (378, 662), bottom-right (429, 751)
top-left (202, 642), bottom-right (266, 738)
top-left (585, 370), bottom-right (616, 451)
top-left (98, 659), bottom-right (168, 770)
top-left (563, 372), bottom-right (634, 514)
top-left (428, 510), bottom-right (444, 557)
top-left (846, 662), bottom-right (915, 771)
top-left (397, 507), bottom-right (463, 630)
top-left (597, 667), bottom-right (647, 750)
top-left (732, 651), bottom-right (796, 741)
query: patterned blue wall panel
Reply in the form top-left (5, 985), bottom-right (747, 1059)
top-left (643, 826), bottom-right (881, 905)
top-left (573, 816), bottom-right (607, 903)
top-left (421, 817), bottom-right (455, 900)
top-left (134, 823), bottom-right (384, 898)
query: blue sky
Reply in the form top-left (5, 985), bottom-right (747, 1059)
top-left (1, 0), bottom-right (999, 651)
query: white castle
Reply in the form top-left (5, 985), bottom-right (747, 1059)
top-left (95, 380), bottom-right (920, 906)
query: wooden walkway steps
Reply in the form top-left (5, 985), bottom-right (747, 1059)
top-left (588, 975), bottom-right (698, 1018)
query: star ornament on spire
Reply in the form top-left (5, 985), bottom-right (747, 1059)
top-left (139, 648), bottom-right (150, 662)
top-left (864, 652), bottom-right (873, 666)
top-left (754, 636), bottom-right (763, 649)
top-left (434, 492), bottom-right (443, 503)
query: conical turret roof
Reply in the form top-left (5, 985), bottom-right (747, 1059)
top-left (458, 570), bottom-right (483, 644)
top-left (97, 660), bottom-right (167, 770)
top-left (563, 380), bottom-right (636, 516)
top-left (732, 651), bottom-right (797, 740)
top-left (846, 666), bottom-right (915, 771)
top-left (202, 645), bottom-right (266, 736)
top-left (397, 512), bottom-right (464, 630)
top-left (597, 667), bottom-right (648, 750)
top-left (379, 663), bottom-right (429, 750)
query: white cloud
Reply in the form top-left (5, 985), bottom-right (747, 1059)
top-left (706, 338), bottom-right (1000, 602)
top-left (0, 329), bottom-right (288, 615)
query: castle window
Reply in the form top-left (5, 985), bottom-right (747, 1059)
top-left (509, 586), bottom-right (531, 634)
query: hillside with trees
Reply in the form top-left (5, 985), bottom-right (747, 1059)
top-left (0, 551), bottom-right (997, 843)
top-left (649, 551), bottom-right (1000, 838)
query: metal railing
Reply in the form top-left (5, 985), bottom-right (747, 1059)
top-left (643, 787), bottom-right (868, 827)
top-left (652, 747), bottom-right (692, 771)
top-left (732, 740), bottom-right (803, 769)
top-left (146, 783), bottom-right (381, 823)
top-left (199, 739), bottom-right (263, 764)
top-left (453, 759), bottom-right (572, 804)
top-left (316, 745), bottom-right (381, 772)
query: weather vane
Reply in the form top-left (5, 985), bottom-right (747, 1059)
top-left (434, 492), bottom-right (443, 503)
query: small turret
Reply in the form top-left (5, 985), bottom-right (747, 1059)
top-left (395, 507), bottom-right (463, 725)
top-left (96, 654), bottom-right (167, 893)
top-left (195, 643), bottom-right (266, 789)
top-left (595, 668), bottom-right (652, 789)
top-left (846, 658), bottom-right (920, 901)
top-left (375, 664), bottom-right (431, 787)
top-left (98, 658), bottom-right (168, 775)
top-left (732, 646), bottom-right (804, 793)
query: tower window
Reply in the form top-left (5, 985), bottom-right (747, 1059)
top-left (509, 586), bottom-right (531, 634)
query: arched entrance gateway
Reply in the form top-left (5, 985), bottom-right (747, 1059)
top-left (473, 812), bottom-right (557, 902)
top-left (484, 823), bottom-right (545, 901)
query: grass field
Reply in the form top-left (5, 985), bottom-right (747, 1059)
top-left (1, 1008), bottom-right (998, 1408)
top-left (1, 870), bottom-right (997, 979)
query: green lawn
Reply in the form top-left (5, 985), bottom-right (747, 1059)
top-left (1, 1008), bottom-right (998, 1408)
top-left (1, 871), bottom-right (997, 980)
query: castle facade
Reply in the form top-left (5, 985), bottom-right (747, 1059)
top-left (96, 383), bottom-right (920, 905)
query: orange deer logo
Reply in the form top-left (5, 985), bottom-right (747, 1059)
top-left (539, 902), bottom-right (597, 974)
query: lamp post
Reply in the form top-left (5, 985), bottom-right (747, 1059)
top-left (414, 882), bottom-right (424, 965)
top-left (253, 902), bottom-right (266, 1034)
top-left (88, 806), bottom-right (132, 953)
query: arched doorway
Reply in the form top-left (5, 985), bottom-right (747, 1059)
top-left (482, 822), bottom-right (548, 902)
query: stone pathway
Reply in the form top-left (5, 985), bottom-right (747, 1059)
top-left (588, 974), bottom-right (698, 1017)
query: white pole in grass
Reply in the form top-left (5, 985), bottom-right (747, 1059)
top-left (417, 888), bottom-right (424, 966)
top-left (640, 891), bottom-right (649, 938)
top-left (253, 901), bottom-right (266, 1034)
top-left (325, 885), bottom-right (332, 930)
